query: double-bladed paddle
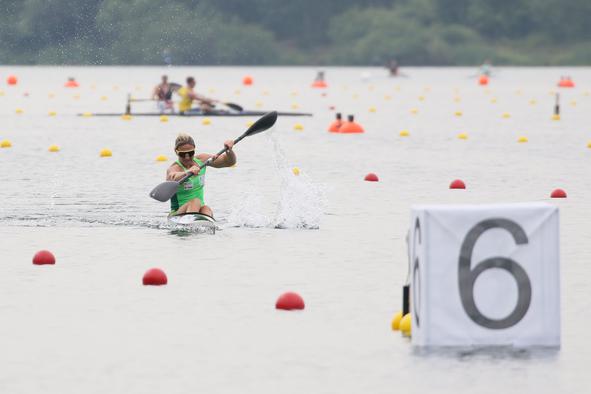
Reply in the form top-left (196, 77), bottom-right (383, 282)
top-left (149, 111), bottom-right (278, 202)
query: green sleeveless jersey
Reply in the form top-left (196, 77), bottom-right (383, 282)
top-left (170, 158), bottom-right (206, 212)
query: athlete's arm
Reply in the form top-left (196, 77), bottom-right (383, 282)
top-left (167, 164), bottom-right (192, 181)
top-left (205, 140), bottom-right (237, 168)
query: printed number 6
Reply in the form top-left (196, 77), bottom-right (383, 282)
top-left (458, 218), bottom-right (532, 329)
top-left (411, 218), bottom-right (421, 327)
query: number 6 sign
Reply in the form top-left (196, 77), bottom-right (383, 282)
top-left (409, 203), bottom-right (560, 347)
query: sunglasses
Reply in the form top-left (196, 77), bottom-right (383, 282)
top-left (176, 150), bottom-right (195, 158)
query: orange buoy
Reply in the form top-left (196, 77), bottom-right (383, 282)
top-left (275, 292), bottom-right (305, 310)
top-left (478, 75), bottom-right (489, 86)
top-left (7, 75), bottom-right (17, 85)
top-left (364, 173), bottom-right (379, 182)
top-left (142, 268), bottom-right (168, 285)
top-left (312, 80), bottom-right (328, 88)
top-left (450, 179), bottom-right (466, 189)
top-left (242, 76), bottom-right (253, 86)
top-left (328, 113), bottom-right (342, 132)
top-left (33, 250), bottom-right (56, 265)
top-left (550, 188), bottom-right (567, 198)
top-left (558, 77), bottom-right (574, 88)
top-left (339, 115), bottom-right (364, 134)
top-left (64, 78), bottom-right (79, 88)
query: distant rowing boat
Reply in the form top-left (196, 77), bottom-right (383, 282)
top-left (78, 110), bottom-right (313, 117)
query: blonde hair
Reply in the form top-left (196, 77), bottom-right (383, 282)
top-left (174, 133), bottom-right (195, 150)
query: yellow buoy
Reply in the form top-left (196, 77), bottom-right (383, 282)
top-left (587, 141), bottom-right (591, 149)
top-left (156, 155), bottom-right (168, 162)
top-left (391, 311), bottom-right (403, 331)
top-left (292, 167), bottom-right (300, 176)
top-left (399, 130), bottom-right (410, 137)
top-left (48, 144), bottom-right (60, 152)
top-left (160, 115), bottom-right (169, 122)
top-left (48, 92), bottom-right (55, 98)
top-left (400, 313), bottom-right (411, 336)
top-left (502, 112), bottom-right (511, 119)
top-left (369, 106), bottom-right (376, 113)
top-left (255, 101), bottom-right (263, 108)
top-left (293, 123), bottom-right (304, 131)
top-left (410, 108), bottom-right (418, 115)
top-left (82, 112), bottom-right (93, 118)
top-left (100, 148), bottom-right (112, 157)
top-left (1, 139), bottom-right (12, 148)
top-left (15, 108), bottom-right (23, 114)
top-left (100, 96), bottom-right (108, 101)
top-left (457, 132), bottom-right (468, 140)
top-left (529, 99), bottom-right (537, 105)
top-left (418, 96), bottom-right (425, 101)
top-left (121, 114), bottom-right (132, 121)
top-left (291, 103), bottom-right (300, 109)
top-left (48, 111), bottom-right (57, 117)
top-left (490, 98), bottom-right (497, 104)
top-left (454, 111), bottom-right (463, 117)
top-left (202, 118), bottom-right (211, 125)
top-left (246, 120), bottom-right (254, 127)
top-left (517, 136), bottom-right (528, 143)
top-left (552, 114), bottom-right (561, 121)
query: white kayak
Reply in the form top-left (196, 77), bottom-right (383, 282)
top-left (167, 213), bottom-right (216, 233)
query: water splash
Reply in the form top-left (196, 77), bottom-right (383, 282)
top-left (226, 191), bottom-right (271, 228)
top-left (225, 132), bottom-right (325, 230)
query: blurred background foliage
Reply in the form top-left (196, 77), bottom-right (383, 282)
top-left (0, 0), bottom-right (589, 65)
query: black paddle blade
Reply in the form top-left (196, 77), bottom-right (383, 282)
top-left (149, 180), bottom-right (180, 202)
top-left (245, 111), bottom-right (278, 137)
top-left (224, 102), bottom-right (243, 112)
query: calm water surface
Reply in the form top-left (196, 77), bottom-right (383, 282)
top-left (0, 66), bottom-right (590, 393)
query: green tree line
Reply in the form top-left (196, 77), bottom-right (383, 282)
top-left (0, 0), bottom-right (589, 65)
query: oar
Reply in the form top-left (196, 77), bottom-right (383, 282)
top-left (129, 99), bottom-right (243, 112)
top-left (149, 111), bottom-right (278, 202)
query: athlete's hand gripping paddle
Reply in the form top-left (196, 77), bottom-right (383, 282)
top-left (149, 111), bottom-right (278, 202)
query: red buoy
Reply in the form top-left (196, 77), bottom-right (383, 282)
top-left (550, 188), bottom-right (567, 198)
top-left (558, 77), bottom-right (574, 88)
top-left (450, 179), bottom-right (466, 189)
top-left (339, 114), bottom-right (365, 134)
top-left (478, 75), bottom-right (489, 86)
top-left (143, 268), bottom-right (168, 285)
top-left (328, 112), bottom-right (342, 133)
top-left (364, 173), bottom-right (379, 182)
top-left (64, 78), bottom-right (79, 88)
top-left (276, 292), bottom-right (305, 310)
top-left (311, 80), bottom-right (327, 88)
top-left (7, 75), bottom-right (17, 85)
top-left (242, 76), bottom-right (253, 86)
top-left (33, 250), bottom-right (56, 265)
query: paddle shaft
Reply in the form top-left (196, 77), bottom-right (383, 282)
top-left (176, 133), bottom-right (248, 184)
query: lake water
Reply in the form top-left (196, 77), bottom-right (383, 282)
top-left (0, 66), bottom-right (590, 393)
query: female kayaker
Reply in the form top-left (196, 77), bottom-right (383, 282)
top-left (166, 133), bottom-right (236, 217)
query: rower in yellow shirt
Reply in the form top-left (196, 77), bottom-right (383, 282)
top-left (177, 76), bottom-right (217, 114)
